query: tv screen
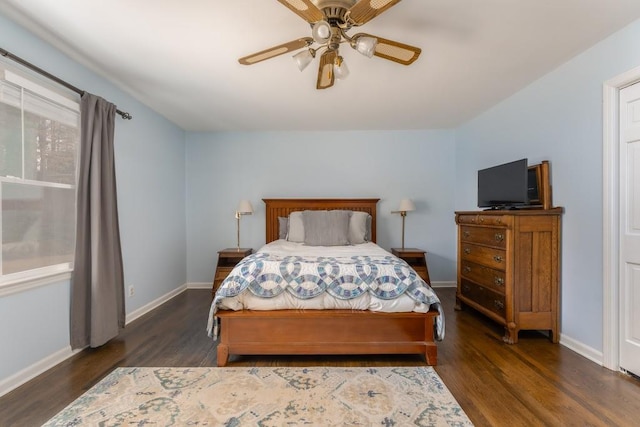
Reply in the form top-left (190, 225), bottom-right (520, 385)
top-left (477, 159), bottom-right (528, 209)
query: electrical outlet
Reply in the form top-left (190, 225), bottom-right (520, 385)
top-left (128, 285), bottom-right (134, 297)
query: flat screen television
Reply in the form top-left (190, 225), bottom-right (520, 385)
top-left (477, 158), bottom-right (529, 209)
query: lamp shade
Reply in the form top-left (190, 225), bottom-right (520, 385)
top-left (334, 56), bottom-right (350, 80)
top-left (236, 200), bottom-right (253, 214)
top-left (398, 199), bottom-right (415, 212)
top-left (312, 20), bottom-right (331, 44)
top-left (354, 36), bottom-right (378, 58)
top-left (293, 49), bottom-right (314, 71)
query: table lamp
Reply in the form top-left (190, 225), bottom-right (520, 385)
top-left (235, 200), bottom-right (253, 250)
top-left (392, 198), bottom-right (415, 250)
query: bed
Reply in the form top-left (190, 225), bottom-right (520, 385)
top-left (207, 198), bottom-right (443, 366)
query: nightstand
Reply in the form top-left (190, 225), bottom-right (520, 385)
top-left (391, 248), bottom-right (431, 285)
top-left (212, 248), bottom-right (253, 296)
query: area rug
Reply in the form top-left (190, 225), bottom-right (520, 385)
top-left (43, 366), bottom-right (472, 426)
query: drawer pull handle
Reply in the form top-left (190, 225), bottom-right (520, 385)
top-left (493, 255), bottom-right (503, 263)
top-left (479, 217), bottom-right (485, 223)
top-left (494, 233), bottom-right (504, 242)
top-left (463, 231), bottom-right (470, 238)
top-left (463, 266), bottom-right (471, 273)
top-left (494, 300), bottom-right (504, 310)
top-left (464, 248), bottom-right (471, 254)
top-left (463, 284), bottom-right (470, 292)
top-left (494, 277), bottom-right (504, 286)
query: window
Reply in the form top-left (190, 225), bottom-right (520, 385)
top-left (0, 65), bottom-right (80, 287)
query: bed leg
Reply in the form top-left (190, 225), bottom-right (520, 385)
top-left (424, 343), bottom-right (438, 366)
top-left (217, 344), bottom-right (229, 367)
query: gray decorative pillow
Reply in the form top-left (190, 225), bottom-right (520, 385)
top-left (302, 210), bottom-right (350, 246)
top-left (278, 216), bottom-right (289, 240)
top-left (348, 211), bottom-right (369, 244)
top-left (287, 211), bottom-right (304, 242)
top-left (365, 214), bottom-right (372, 242)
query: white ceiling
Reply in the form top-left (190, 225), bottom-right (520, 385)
top-left (2, 0), bottom-right (640, 132)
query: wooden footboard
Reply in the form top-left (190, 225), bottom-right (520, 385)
top-left (216, 309), bottom-right (438, 366)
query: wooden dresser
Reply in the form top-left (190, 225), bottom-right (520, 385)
top-left (455, 209), bottom-right (562, 343)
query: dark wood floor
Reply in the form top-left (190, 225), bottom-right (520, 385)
top-left (1, 288), bottom-right (639, 426)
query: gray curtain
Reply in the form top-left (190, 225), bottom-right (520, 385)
top-left (70, 92), bottom-right (125, 349)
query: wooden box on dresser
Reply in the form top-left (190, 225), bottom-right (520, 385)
top-left (455, 208), bottom-right (563, 343)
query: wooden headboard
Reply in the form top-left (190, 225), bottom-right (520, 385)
top-left (263, 198), bottom-right (379, 244)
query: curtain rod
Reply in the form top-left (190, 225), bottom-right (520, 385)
top-left (0, 47), bottom-right (132, 120)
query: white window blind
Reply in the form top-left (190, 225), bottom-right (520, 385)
top-left (0, 64), bottom-right (80, 287)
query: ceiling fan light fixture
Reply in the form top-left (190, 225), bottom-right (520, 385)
top-left (334, 56), bottom-right (349, 80)
top-left (293, 48), bottom-right (315, 71)
top-left (354, 36), bottom-right (378, 58)
top-left (312, 20), bottom-right (332, 44)
top-left (240, 1), bottom-right (419, 90)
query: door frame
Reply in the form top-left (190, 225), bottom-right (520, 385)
top-left (602, 65), bottom-right (640, 371)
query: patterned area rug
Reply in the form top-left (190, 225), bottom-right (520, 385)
top-left (44, 366), bottom-right (472, 426)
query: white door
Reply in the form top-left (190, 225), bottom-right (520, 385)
top-left (619, 81), bottom-right (640, 377)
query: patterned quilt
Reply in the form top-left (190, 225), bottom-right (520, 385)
top-left (208, 252), bottom-right (444, 340)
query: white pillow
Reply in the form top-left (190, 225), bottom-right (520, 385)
top-left (287, 211), bottom-right (305, 242)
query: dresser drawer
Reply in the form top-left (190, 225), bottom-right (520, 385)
top-left (460, 226), bottom-right (506, 248)
top-left (460, 279), bottom-right (506, 318)
top-left (460, 243), bottom-right (506, 270)
top-left (476, 215), bottom-right (509, 226)
top-left (457, 214), bottom-right (479, 224)
top-left (457, 213), bottom-right (512, 227)
top-left (460, 260), bottom-right (506, 294)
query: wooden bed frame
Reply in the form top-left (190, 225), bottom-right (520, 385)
top-left (215, 198), bottom-right (439, 366)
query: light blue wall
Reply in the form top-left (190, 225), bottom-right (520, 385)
top-left (0, 280), bottom-right (69, 381)
top-left (185, 131), bottom-right (457, 284)
top-left (0, 13), bottom-right (187, 384)
top-left (455, 19), bottom-right (640, 352)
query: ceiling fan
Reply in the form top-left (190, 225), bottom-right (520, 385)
top-left (238, 0), bottom-right (421, 90)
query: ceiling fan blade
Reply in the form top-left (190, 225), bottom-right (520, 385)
top-left (356, 33), bottom-right (421, 65)
top-left (348, 0), bottom-right (402, 25)
top-left (277, 0), bottom-right (324, 23)
top-left (239, 37), bottom-right (313, 65)
top-left (316, 50), bottom-right (337, 90)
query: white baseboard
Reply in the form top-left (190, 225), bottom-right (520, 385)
top-left (0, 346), bottom-right (81, 398)
top-left (433, 284), bottom-right (605, 367)
top-left (126, 284), bottom-right (187, 325)
top-left (187, 282), bottom-right (212, 290)
top-left (559, 333), bottom-right (604, 366)
top-left (430, 281), bottom-right (457, 288)
top-left (1, 284), bottom-right (189, 398)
